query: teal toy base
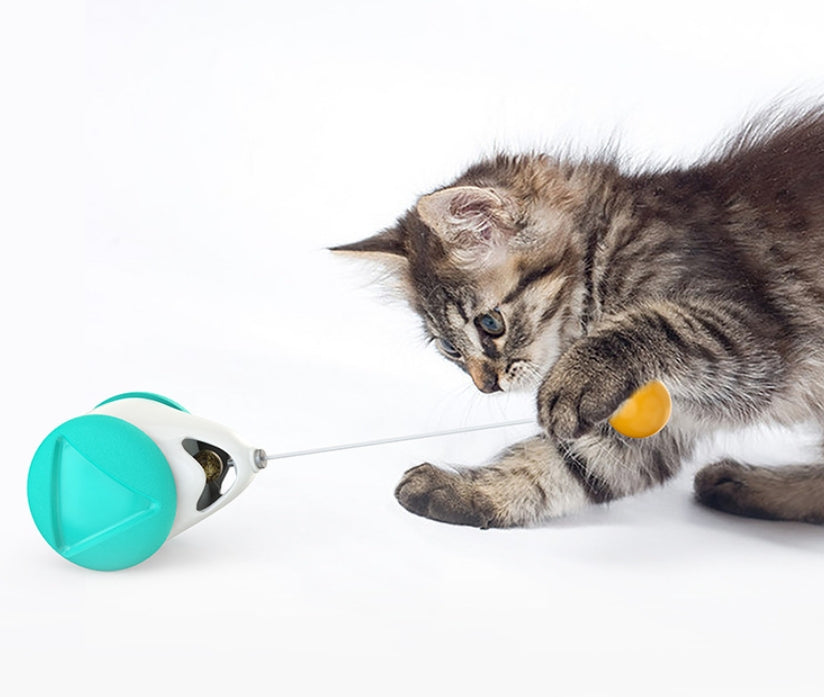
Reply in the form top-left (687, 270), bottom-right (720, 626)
top-left (27, 414), bottom-right (177, 571)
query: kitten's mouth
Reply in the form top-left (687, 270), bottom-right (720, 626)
top-left (467, 358), bottom-right (548, 394)
top-left (477, 382), bottom-right (502, 394)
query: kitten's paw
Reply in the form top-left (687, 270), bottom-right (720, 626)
top-left (538, 338), bottom-right (639, 440)
top-left (537, 366), bottom-right (624, 442)
top-left (694, 460), bottom-right (769, 520)
top-left (538, 374), bottom-right (588, 441)
top-left (395, 463), bottom-right (497, 528)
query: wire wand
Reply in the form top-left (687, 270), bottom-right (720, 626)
top-left (253, 418), bottom-right (536, 467)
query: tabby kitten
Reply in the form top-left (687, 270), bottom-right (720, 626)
top-left (334, 105), bottom-right (824, 528)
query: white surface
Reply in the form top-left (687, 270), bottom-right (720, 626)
top-left (3, 2), bottom-right (824, 695)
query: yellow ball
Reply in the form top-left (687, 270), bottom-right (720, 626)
top-left (608, 380), bottom-right (671, 439)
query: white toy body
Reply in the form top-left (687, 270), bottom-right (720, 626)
top-left (93, 397), bottom-right (263, 537)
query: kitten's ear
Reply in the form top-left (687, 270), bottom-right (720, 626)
top-left (416, 186), bottom-right (517, 264)
top-left (329, 226), bottom-right (406, 258)
top-left (330, 227), bottom-right (410, 294)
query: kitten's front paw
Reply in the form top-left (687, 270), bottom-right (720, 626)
top-left (395, 464), bottom-right (497, 528)
top-left (538, 343), bottom-right (635, 440)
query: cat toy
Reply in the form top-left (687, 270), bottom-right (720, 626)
top-left (26, 383), bottom-right (671, 571)
top-left (607, 380), bottom-right (671, 439)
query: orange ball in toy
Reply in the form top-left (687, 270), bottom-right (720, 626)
top-left (608, 380), bottom-right (671, 438)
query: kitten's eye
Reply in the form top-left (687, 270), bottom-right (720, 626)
top-left (476, 309), bottom-right (505, 337)
top-left (438, 337), bottom-right (461, 358)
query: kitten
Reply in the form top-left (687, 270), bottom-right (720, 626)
top-left (333, 104), bottom-right (824, 528)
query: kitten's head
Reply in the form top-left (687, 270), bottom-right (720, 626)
top-left (334, 155), bottom-right (588, 393)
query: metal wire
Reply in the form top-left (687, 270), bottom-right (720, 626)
top-left (265, 418), bottom-right (536, 461)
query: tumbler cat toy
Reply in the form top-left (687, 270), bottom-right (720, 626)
top-left (26, 392), bottom-right (269, 571)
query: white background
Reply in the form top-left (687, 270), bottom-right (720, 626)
top-left (3, 1), bottom-right (824, 695)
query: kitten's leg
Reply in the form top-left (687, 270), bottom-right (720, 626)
top-left (538, 299), bottom-right (786, 441)
top-left (694, 460), bottom-right (824, 524)
top-left (395, 427), bottom-right (684, 527)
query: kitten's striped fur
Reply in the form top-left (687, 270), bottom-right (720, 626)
top-left (334, 104), bottom-right (824, 527)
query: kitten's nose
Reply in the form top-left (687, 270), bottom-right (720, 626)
top-left (468, 361), bottom-right (502, 393)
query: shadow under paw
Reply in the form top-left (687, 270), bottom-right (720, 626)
top-left (394, 463), bottom-right (497, 528)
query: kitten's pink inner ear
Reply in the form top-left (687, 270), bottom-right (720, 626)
top-left (416, 186), bottom-right (510, 248)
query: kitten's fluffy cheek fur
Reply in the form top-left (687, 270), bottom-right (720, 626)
top-left (499, 362), bottom-right (540, 392)
top-left (517, 330), bottom-right (564, 390)
top-left (498, 341), bottom-right (562, 392)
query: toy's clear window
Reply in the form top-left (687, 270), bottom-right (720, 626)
top-left (182, 438), bottom-right (237, 511)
